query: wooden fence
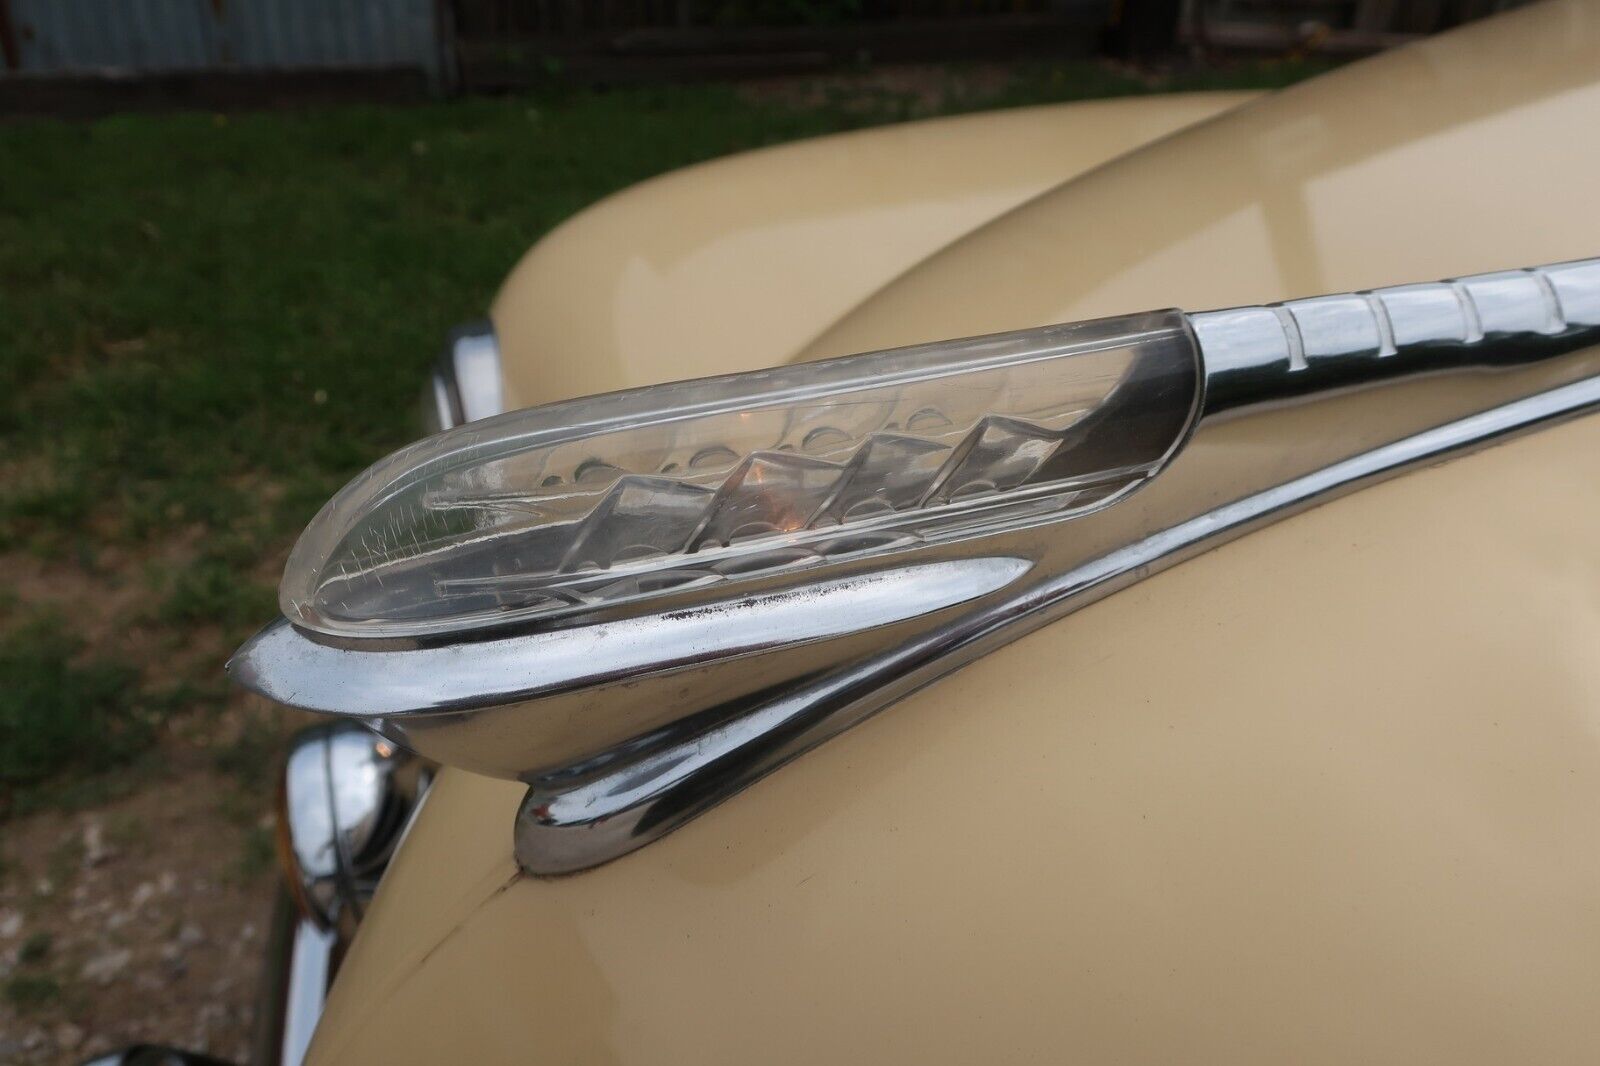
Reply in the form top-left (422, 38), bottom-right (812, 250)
top-left (452, 2), bottom-right (1082, 36)
top-left (448, 0), bottom-right (1112, 88)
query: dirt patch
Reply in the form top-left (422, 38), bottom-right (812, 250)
top-left (1, 526), bottom-right (289, 1063)
top-left (0, 552), bottom-right (157, 655)
top-left (0, 761), bottom-right (276, 1063)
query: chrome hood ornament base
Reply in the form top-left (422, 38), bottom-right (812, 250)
top-left (232, 258), bottom-right (1600, 874)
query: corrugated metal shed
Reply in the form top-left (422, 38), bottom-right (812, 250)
top-left (0, 0), bottom-right (447, 85)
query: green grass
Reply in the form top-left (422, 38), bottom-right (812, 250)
top-left (0, 610), bottom-right (149, 803)
top-left (3, 973), bottom-right (62, 1011)
top-left (19, 931), bottom-right (52, 965)
top-left (2, 934), bottom-right (62, 1015)
top-left (0, 58), bottom-right (1331, 801)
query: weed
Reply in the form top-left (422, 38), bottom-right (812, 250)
top-left (154, 557), bottom-right (278, 632)
top-left (212, 712), bottom-right (288, 793)
top-left (233, 824), bottom-right (277, 884)
top-left (3, 973), bottom-right (60, 1011)
top-left (0, 612), bottom-right (147, 802)
top-left (18, 930), bottom-right (51, 964)
top-left (5, 756), bottom-right (158, 819)
top-left (140, 679), bottom-right (228, 719)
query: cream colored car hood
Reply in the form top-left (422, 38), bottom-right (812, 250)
top-left (489, 90), bottom-right (1257, 406)
top-left (313, 3), bottom-right (1600, 1062)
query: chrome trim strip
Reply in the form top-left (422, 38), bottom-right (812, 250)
top-left (280, 917), bottom-right (336, 1066)
top-left (233, 258), bottom-right (1600, 875)
top-left (423, 318), bottom-right (502, 433)
top-left (424, 371), bottom-right (455, 436)
top-left (254, 322), bottom-right (485, 1066)
top-left (515, 372), bottom-right (1600, 872)
top-left (238, 560), bottom-right (1033, 720)
top-left (252, 888), bottom-right (338, 1066)
top-left (450, 323), bottom-right (505, 424)
top-left (255, 745), bottom-right (433, 1066)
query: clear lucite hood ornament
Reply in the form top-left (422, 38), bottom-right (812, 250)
top-left (283, 311), bottom-right (1198, 638)
top-left (235, 257), bottom-right (1600, 875)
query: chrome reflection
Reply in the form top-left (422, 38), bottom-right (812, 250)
top-left (423, 319), bottom-right (502, 433)
top-left (238, 558), bottom-right (1033, 780)
top-left (279, 916), bottom-right (336, 1066)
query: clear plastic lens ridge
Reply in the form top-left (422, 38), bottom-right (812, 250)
top-left (281, 310), bottom-right (1200, 637)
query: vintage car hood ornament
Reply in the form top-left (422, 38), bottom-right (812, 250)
top-left (232, 256), bottom-right (1600, 874)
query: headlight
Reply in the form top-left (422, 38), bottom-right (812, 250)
top-left (277, 722), bottom-right (426, 928)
